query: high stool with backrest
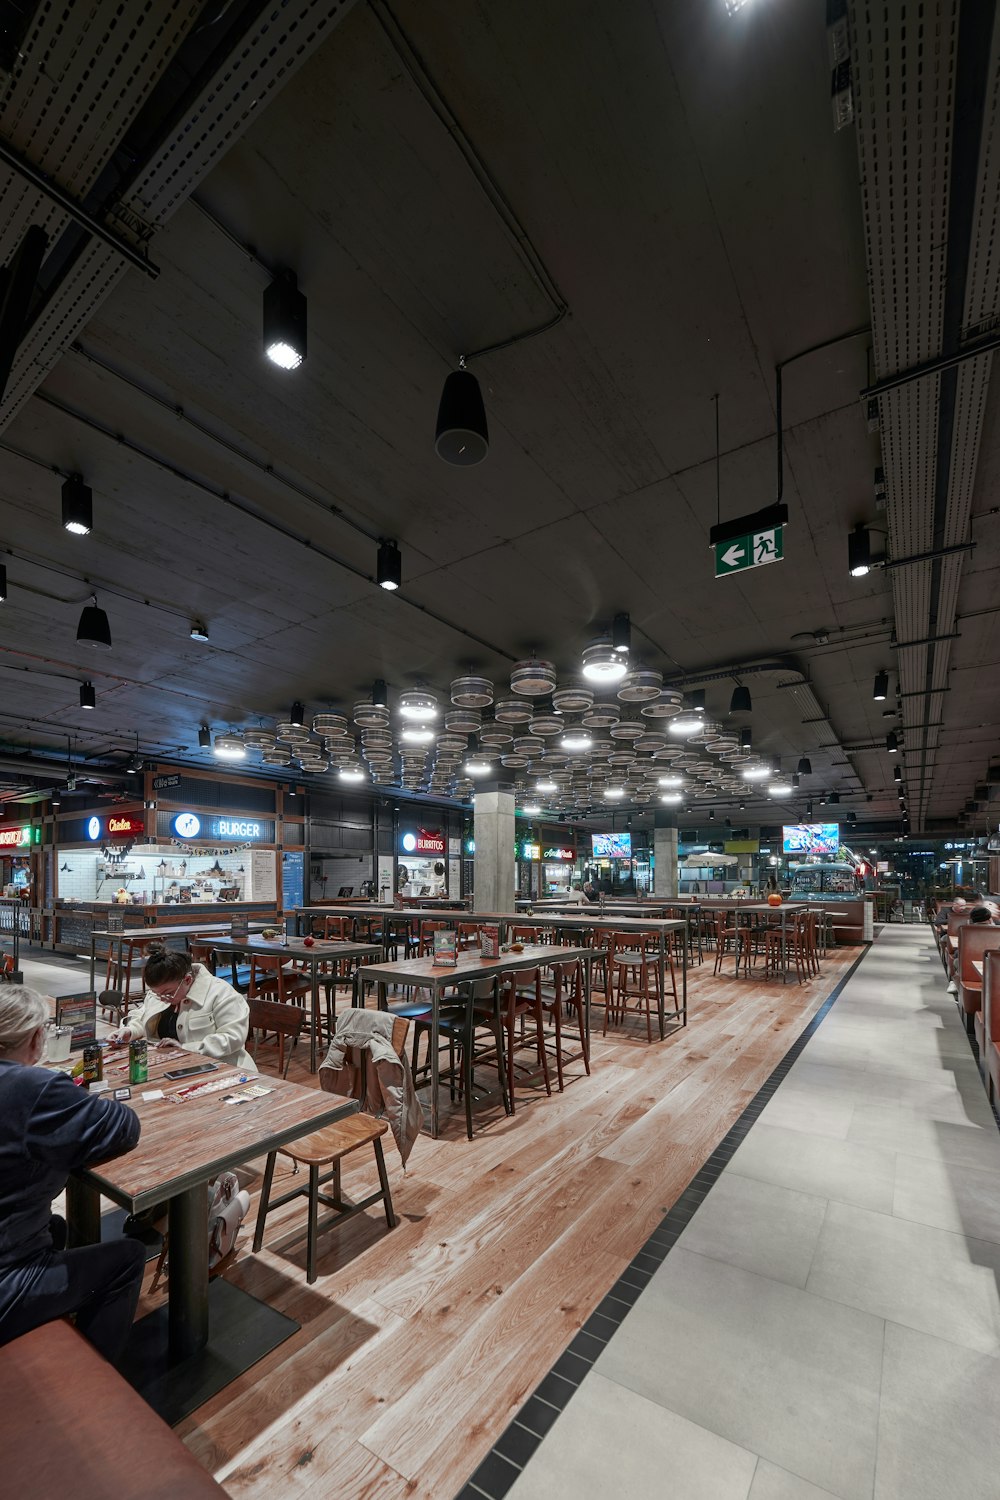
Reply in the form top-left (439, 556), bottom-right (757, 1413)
top-left (540, 956), bottom-right (590, 1089)
top-left (251, 1017), bottom-right (406, 1283)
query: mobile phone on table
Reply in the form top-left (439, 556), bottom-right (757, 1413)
top-left (163, 1062), bottom-right (219, 1080)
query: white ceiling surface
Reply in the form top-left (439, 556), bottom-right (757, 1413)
top-left (0, 0), bottom-right (996, 828)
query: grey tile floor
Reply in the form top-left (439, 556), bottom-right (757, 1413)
top-left (501, 926), bottom-right (1000, 1500)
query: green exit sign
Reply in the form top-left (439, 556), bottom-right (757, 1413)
top-left (715, 525), bottom-right (784, 578)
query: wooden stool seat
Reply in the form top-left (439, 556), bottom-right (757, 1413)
top-left (252, 1021), bottom-right (407, 1282)
top-left (280, 1113), bottom-right (389, 1166)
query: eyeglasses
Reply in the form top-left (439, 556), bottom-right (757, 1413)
top-left (151, 975), bottom-right (191, 1004)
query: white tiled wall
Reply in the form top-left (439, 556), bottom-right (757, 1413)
top-left (309, 856), bottom-right (372, 900)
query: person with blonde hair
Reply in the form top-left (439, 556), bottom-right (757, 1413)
top-left (0, 987), bottom-right (143, 1361)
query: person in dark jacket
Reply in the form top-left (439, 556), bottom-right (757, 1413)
top-left (0, 987), bottom-right (144, 1362)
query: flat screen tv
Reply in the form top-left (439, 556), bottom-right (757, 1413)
top-left (592, 831), bottom-right (632, 859)
top-left (782, 823), bottom-right (839, 855)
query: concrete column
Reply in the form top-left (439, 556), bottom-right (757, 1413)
top-left (653, 813), bottom-right (678, 897)
top-left (473, 785), bottom-right (515, 912)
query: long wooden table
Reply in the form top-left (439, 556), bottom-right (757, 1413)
top-left (357, 945), bottom-right (598, 1139)
top-left (88, 920), bottom-right (270, 994)
top-left (63, 1044), bottom-right (355, 1422)
top-left (204, 935), bottom-right (383, 1071)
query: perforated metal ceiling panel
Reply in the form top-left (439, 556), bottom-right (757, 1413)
top-left (0, 1), bottom-right (360, 427)
top-left (850, 0), bottom-right (1000, 830)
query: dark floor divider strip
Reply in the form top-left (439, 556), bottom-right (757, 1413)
top-left (454, 941), bottom-right (874, 1500)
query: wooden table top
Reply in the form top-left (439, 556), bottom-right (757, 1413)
top-left (358, 943), bottom-right (596, 988)
top-left (506, 912), bottom-right (688, 933)
top-left (202, 935), bottom-right (381, 960)
top-left (60, 1047), bottom-right (355, 1212)
top-left (93, 921), bottom-right (270, 942)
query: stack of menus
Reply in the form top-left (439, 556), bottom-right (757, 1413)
top-left (432, 928), bottom-right (458, 967)
top-left (479, 924), bottom-right (500, 960)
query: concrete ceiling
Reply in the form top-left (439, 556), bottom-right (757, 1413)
top-left (0, 0), bottom-right (997, 834)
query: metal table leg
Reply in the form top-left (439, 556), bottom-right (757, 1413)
top-left (657, 935), bottom-right (666, 1040)
top-left (66, 1176), bottom-right (101, 1247)
top-left (309, 959), bottom-right (320, 1072)
top-left (168, 1183), bottom-right (210, 1360)
top-left (682, 927), bottom-right (688, 1024)
top-left (430, 980), bottom-right (441, 1139)
top-left (88, 932), bottom-right (97, 992)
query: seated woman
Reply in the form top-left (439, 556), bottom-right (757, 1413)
top-left (112, 944), bottom-right (256, 1072)
top-left (0, 987), bottom-right (144, 1362)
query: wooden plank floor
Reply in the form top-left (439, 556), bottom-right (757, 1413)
top-left (159, 944), bottom-right (862, 1498)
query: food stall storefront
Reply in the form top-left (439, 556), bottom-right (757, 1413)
top-left (50, 769), bottom-right (291, 950)
top-left (0, 821), bottom-right (39, 898)
top-left (397, 824), bottom-right (448, 898)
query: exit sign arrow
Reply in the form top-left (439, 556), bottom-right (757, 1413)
top-left (714, 524), bottom-right (785, 578)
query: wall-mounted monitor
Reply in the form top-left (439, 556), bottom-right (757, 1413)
top-left (591, 831), bottom-right (632, 859)
top-left (782, 823), bottom-right (839, 855)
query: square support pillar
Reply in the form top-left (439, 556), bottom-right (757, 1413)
top-left (653, 813), bottom-right (678, 897)
top-left (473, 785), bottom-right (515, 912)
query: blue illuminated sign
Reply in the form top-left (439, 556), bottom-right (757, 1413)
top-left (173, 812), bottom-right (201, 839)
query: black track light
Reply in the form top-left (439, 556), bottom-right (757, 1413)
top-left (198, 725), bottom-right (211, 749)
top-left (893, 765), bottom-right (902, 782)
top-left (0, 563), bottom-right (6, 602)
top-left (612, 612), bottom-right (631, 654)
top-left (77, 595), bottom-right (111, 649)
top-left (690, 689), bottom-right (706, 714)
top-left (730, 684), bottom-right (752, 714)
top-left (806, 801), bottom-right (814, 817)
top-left (709, 809), bottom-right (715, 820)
top-left (873, 670), bottom-right (888, 701)
top-left (740, 727), bottom-right (752, 750)
top-left (372, 678), bottom-right (388, 708)
top-left (290, 701), bottom-right (305, 729)
top-left (848, 523), bottom-right (873, 577)
top-left (738, 801), bottom-right (745, 813)
top-left (796, 756), bottom-right (812, 776)
top-left (263, 271), bottom-right (306, 369)
top-left (828, 791), bottom-right (840, 804)
top-left (61, 474), bottom-right (92, 536)
top-left (377, 539), bottom-right (401, 591)
top-left (886, 731), bottom-right (899, 753)
top-left (435, 358), bottom-right (488, 465)
top-left (79, 681), bottom-right (95, 710)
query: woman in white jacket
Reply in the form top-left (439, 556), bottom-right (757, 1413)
top-left (112, 944), bottom-right (256, 1072)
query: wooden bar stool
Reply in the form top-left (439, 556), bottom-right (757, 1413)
top-left (541, 957), bottom-right (590, 1089)
top-left (606, 930), bottom-right (663, 1042)
top-left (251, 1018), bottom-right (407, 1283)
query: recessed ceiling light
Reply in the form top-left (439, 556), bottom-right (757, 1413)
top-left (190, 620), bottom-right (209, 642)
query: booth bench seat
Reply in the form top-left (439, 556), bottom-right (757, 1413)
top-left (0, 1319), bottom-right (227, 1499)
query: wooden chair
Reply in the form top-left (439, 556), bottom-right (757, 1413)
top-left (407, 980), bottom-right (511, 1139)
top-left (321, 915), bottom-right (351, 941)
top-left (540, 957), bottom-right (590, 1089)
top-left (418, 919), bottom-right (449, 956)
top-left (252, 1018), bottom-right (406, 1283)
top-left (605, 929), bottom-right (674, 1042)
top-left (498, 967), bottom-right (551, 1111)
top-left (249, 997), bottom-right (304, 1077)
top-left (712, 912), bottom-right (739, 976)
top-left (247, 954), bottom-right (311, 1005)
